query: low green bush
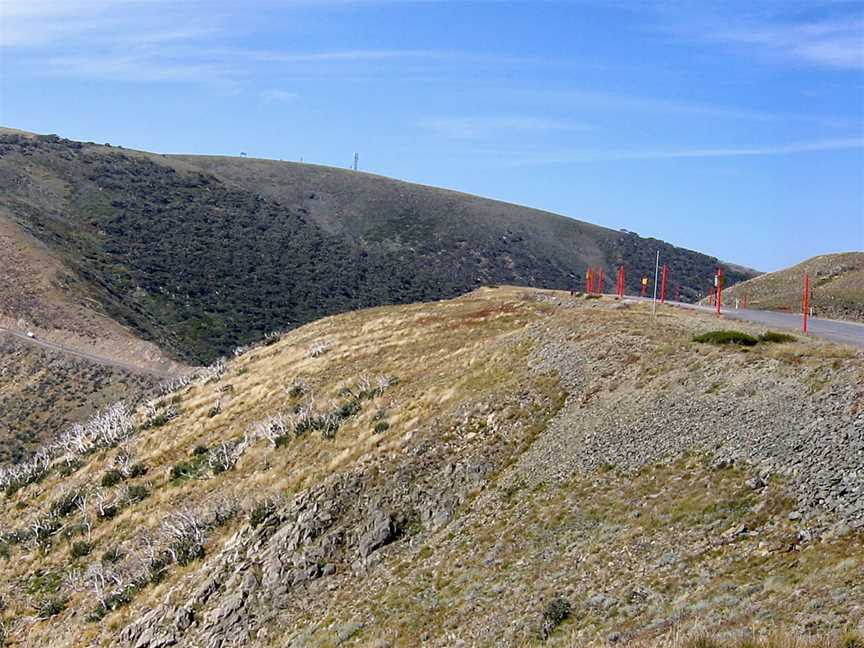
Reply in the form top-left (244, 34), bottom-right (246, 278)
top-left (124, 484), bottom-right (150, 504)
top-left (101, 469), bottom-right (124, 488)
top-left (170, 463), bottom-right (193, 481)
top-left (171, 447), bottom-right (210, 481)
top-left (693, 330), bottom-right (758, 346)
top-left (36, 595), bottom-right (67, 619)
top-left (758, 331), bottom-right (796, 344)
top-left (70, 541), bottom-right (93, 559)
top-left (539, 596), bottom-right (571, 640)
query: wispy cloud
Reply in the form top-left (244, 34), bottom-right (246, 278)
top-left (438, 137), bottom-right (864, 166)
top-left (710, 18), bottom-right (864, 70)
top-left (638, 1), bottom-right (864, 71)
top-left (41, 53), bottom-right (234, 83)
top-left (261, 88), bottom-right (299, 103)
top-left (422, 116), bottom-right (593, 140)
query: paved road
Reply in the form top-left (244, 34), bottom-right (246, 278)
top-left (0, 324), bottom-right (180, 377)
top-left (623, 296), bottom-right (864, 348)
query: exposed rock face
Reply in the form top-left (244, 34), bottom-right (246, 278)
top-left (119, 439), bottom-right (508, 647)
top-left (358, 509), bottom-right (395, 559)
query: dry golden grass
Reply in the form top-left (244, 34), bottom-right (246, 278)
top-left (1, 287), bottom-right (861, 647)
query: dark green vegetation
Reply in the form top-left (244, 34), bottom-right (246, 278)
top-left (757, 331), bottom-right (797, 344)
top-left (693, 330), bottom-right (798, 347)
top-left (0, 132), bottom-right (756, 363)
top-left (693, 331), bottom-right (759, 346)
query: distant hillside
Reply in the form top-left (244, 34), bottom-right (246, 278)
top-left (0, 130), bottom-right (756, 363)
top-left (0, 337), bottom-right (157, 464)
top-left (720, 252), bottom-right (864, 322)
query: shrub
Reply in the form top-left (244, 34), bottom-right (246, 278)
top-left (0, 541), bottom-right (9, 560)
top-left (338, 398), bottom-right (362, 419)
top-left (70, 541), bottom-right (93, 558)
top-left (33, 516), bottom-right (63, 545)
top-left (127, 462), bottom-right (147, 478)
top-left (193, 445), bottom-right (209, 456)
top-left (123, 484), bottom-right (150, 504)
top-left (539, 596), bottom-right (571, 640)
top-left (373, 421), bottom-right (389, 434)
top-left (693, 330), bottom-right (758, 346)
top-left (171, 463), bottom-right (193, 481)
top-left (143, 405), bottom-right (178, 429)
top-left (50, 490), bottom-right (84, 518)
top-left (96, 502), bottom-right (117, 520)
top-left (101, 469), bottom-right (124, 487)
top-left (59, 459), bottom-right (82, 477)
top-left (249, 500), bottom-right (277, 528)
top-left (841, 632), bottom-right (864, 648)
top-left (102, 546), bottom-right (124, 563)
top-left (758, 331), bottom-right (796, 344)
top-left (287, 380), bottom-right (307, 398)
top-left (174, 538), bottom-right (205, 566)
top-left (36, 595), bottom-right (67, 619)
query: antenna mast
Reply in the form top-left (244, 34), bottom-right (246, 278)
top-left (352, 152), bottom-right (359, 171)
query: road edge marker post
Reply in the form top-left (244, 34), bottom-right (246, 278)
top-left (803, 272), bottom-right (810, 334)
top-left (598, 268), bottom-right (603, 295)
top-left (652, 250), bottom-right (660, 318)
top-left (715, 267), bottom-right (723, 317)
top-left (660, 263), bottom-right (668, 303)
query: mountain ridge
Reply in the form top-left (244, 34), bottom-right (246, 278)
top-left (0, 128), bottom-right (757, 366)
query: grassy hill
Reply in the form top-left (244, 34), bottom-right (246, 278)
top-left (0, 130), bottom-right (756, 364)
top-left (0, 289), bottom-right (861, 647)
top-left (718, 253), bottom-right (864, 322)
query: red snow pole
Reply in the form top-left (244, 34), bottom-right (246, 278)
top-left (660, 264), bottom-right (668, 303)
top-left (640, 276), bottom-right (648, 298)
top-left (803, 272), bottom-right (810, 334)
top-left (598, 269), bottom-right (603, 295)
top-left (715, 267), bottom-right (724, 316)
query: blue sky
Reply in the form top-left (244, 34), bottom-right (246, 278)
top-left (1, 1), bottom-right (862, 271)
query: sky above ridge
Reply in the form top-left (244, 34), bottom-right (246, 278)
top-left (1, 0), bottom-right (862, 271)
